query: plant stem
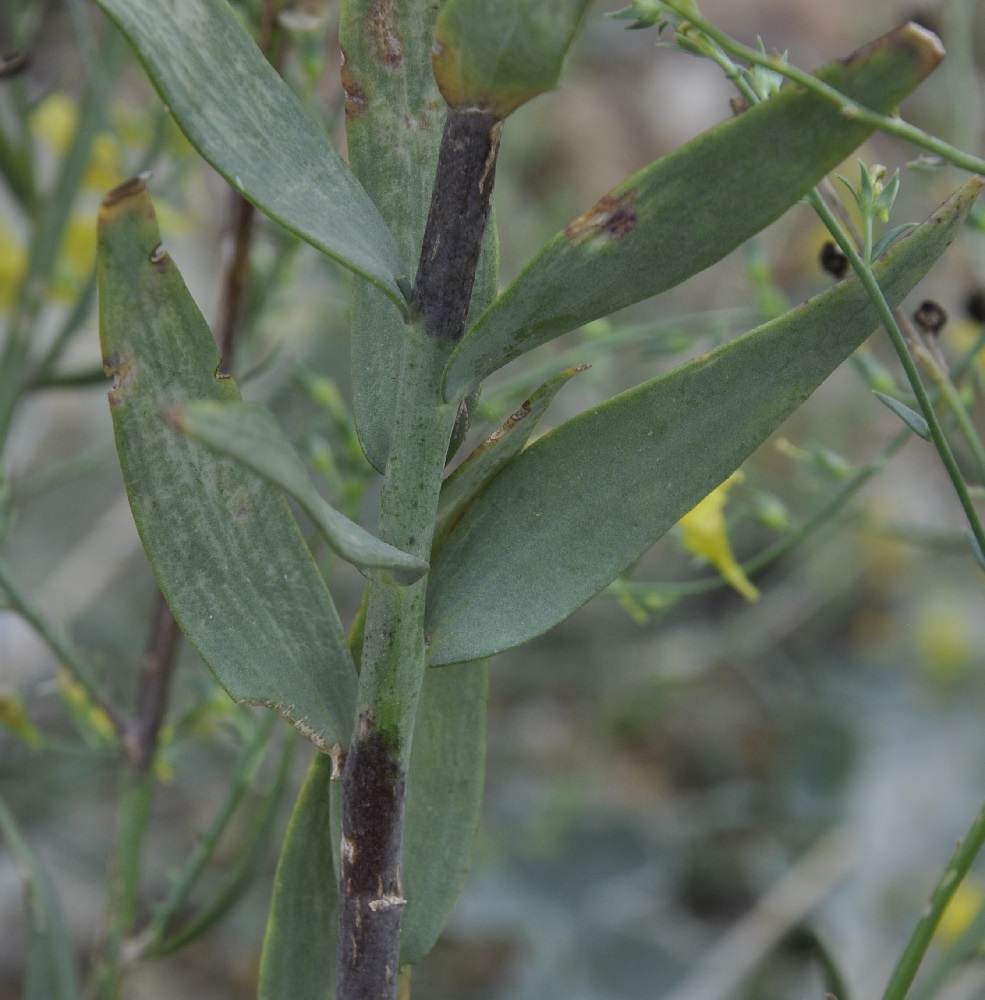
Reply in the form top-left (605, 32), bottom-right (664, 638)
top-left (881, 803), bottom-right (985, 1000)
top-left (336, 108), bottom-right (501, 1000)
top-left (807, 189), bottom-right (985, 562)
top-left (663, 1), bottom-right (985, 177)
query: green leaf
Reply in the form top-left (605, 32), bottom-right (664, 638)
top-left (444, 22), bottom-right (945, 400)
top-left (172, 400), bottom-right (429, 584)
top-left (0, 798), bottom-right (78, 1000)
top-left (98, 178), bottom-right (356, 748)
top-left (92, 0), bottom-right (407, 306)
top-left (425, 179), bottom-right (982, 665)
top-left (435, 365), bottom-right (589, 550)
top-left (401, 660), bottom-right (488, 964)
top-left (873, 391), bottom-right (931, 440)
top-left (258, 751), bottom-right (337, 1000)
top-left (433, 0), bottom-right (592, 117)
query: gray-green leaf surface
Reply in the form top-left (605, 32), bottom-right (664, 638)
top-left (444, 22), bottom-right (945, 399)
top-left (432, 0), bottom-right (592, 117)
top-left (425, 179), bottom-right (982, 665)
top-left (93, 0), bottom-right (407, 305)
top-left (173, 400), bottom-right (429, 584)
top-left (98, 178), bottom-right (356, 747)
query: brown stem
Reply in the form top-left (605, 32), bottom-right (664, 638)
top-left (337, 717), bottom-right (407, 997)
top-left (124, 590), bottom-right (181, 774)
top-left (216, 194), bottom-right (257, 370)
top-left (413, 109), bottom-right (502, 341)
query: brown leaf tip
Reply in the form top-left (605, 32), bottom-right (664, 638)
top-left (564, 191), bottom-right (638, 245)
top-left (101, 175), bottom-right (149, 211)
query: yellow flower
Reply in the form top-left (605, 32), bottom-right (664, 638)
top-left (0, 223), bottom-right (27, 311)
top-left (678, 470), bottom-right (760, 601)
top-left (936, 879), bottom-right (985, 946)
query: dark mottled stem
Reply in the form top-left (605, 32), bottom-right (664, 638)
top-left (336, 109), bottom-right (502, 1000)
top-left (125, 591), bottom-right (181, 774)
top-left (413, 108), bottom-right (502, 341)
top-left (216, 194), bottom-right (257, 369)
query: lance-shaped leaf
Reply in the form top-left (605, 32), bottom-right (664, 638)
top-left (93, 0), bottom-right (407, 306)
top-left (0, 799), bottom-right (78, 1000)
top-left (435, 365), bottom-right (589, 549)
top-left (98, 178), bottom-right (356, 747)
top-left (400, 660), bottom-right (488, 964)
top-left (171, 400), bottom-right (429, 584)
top-left (341, 0), bottom-right (498, 470)
top-left (433, 0), bottom-right (592, 118)
top-left (425, 179), bottom-right (982, 666)
top-left (444, 22), bottom-right (945, 399)
top-left (259, 663), bottom-right (488, 987)
top-left (258, 751), bottom-right (338, 1000)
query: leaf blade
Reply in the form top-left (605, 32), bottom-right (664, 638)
top-left (444, 22), bottom-right (945, 399)
top-left (93, 0), bottom-right (407, 305)
top-left (173, 401), bottom-right (429, 584)
top-left (400, 661), bottom-right (488, 964)
top-left (426, 179), bottom-right (982, 665)
top-left (98, 178), bottom-right (356, 747)
top-left (258, 752), bottom-right (338, 1000)
top-left (433, 0), bottom-right (592, 117)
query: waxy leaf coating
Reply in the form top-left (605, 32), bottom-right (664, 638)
top-left (426, 180), bottom-right (982, 665)
top-left (98, 178), bottom-right (356, 747)
top-left (93, 0), bottom-right (407, 306)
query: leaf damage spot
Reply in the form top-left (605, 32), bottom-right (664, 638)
top-left (149, 243), bottom-right (169, 265)
top-left (103, 350), bottom-right (137, 405)
top-left (340, 48), bottom-right (367, 117)
top-left (564, 191), bottom-right (638, 245)
top-left (368, 0), bottom-right (402, 68)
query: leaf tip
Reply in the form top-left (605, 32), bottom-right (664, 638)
top-left (99, 173), bottom-right (154, 221)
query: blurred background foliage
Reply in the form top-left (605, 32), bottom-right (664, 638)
top-left (3, 0), bottom-right (985, 997)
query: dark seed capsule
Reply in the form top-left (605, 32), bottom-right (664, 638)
top-left (914, 299), bottom-right (947, 335)
top-left (965, 290), bottom-right (985, 323)
top-left (819, 241), bottom-right (849, 279)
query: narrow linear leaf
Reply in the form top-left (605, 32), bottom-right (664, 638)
top-left (173, 400), bottom-right (429, 584)
top-left (873, 390), bottom-right (931, 439)
top-left (444, 22), bottom-right (945, 399)
top-left (435, 365), bottom-right (589, 548)
top-left (400, 660), bottom-right (488, 964)
top-left (342, 0), bottom-right (499, 469)
top-left (433, 0), bottom-right (592, 118)
top-left (98, 178), bottom-right (356, 748)
top-left (426, 180), bottom-right (982, 665)
top-left (258, 751), bottom-right (337, 1000)
top-left (92, 0), bottom-right (407, 306)
top-left (0, 798), bottom-right (78, 1000)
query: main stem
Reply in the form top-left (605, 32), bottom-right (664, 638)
top-left (336, 108), bottom-right (501, 1000)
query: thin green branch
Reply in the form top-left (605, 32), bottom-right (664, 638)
top-left (0, 559), bottom-right (125, 735)
top-left (807, 189), bottom-right (985, 563)
top-left (880, 804), bottom-right (985, 1000)
top-left (662, 0), bottom-right (985, 176)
